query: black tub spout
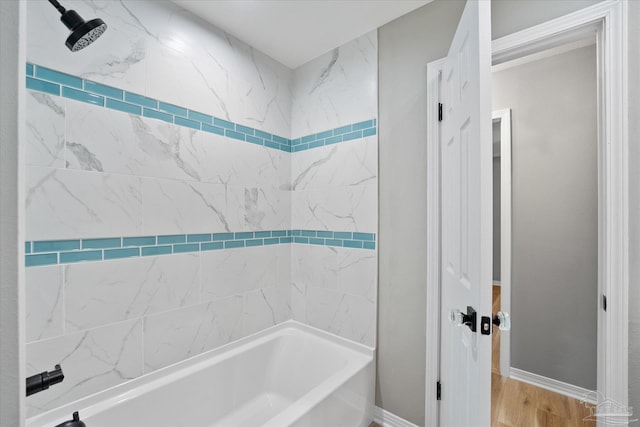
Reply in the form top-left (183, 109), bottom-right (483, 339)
top-left (26, 364), bottom-right (64, 396)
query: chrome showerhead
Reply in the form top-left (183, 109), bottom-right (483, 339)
top-left (48, 0), bottom-right (107, 52)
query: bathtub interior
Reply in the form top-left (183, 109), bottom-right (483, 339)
top-left (27, 321), bottom-right (374, 427)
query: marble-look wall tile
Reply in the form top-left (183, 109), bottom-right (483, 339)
top-left (25, 265), bottom-right (64, 343)
top-left (26, 91), bottom-right (65, 168)
top-left (27, 1), bottom-right (147, 93)
top-left (142, 5), bottom-right (292, 137)
top-left (292, 31), bottom-right (377, 138)
top-left (277, 244), bottom-right (292, 292)
top-left (26, 319), bottom-right (143, 416)
top-left (159, 2), bottom-right (292, 138)
top-left (289, 28), bottom-right (377, 347)
top-left (187, 133), bottom-right (287, 190)
top-left (291, 137), bottom-right (377, 190)
top-left (276, 244), bottom-right (292, 321)
top-left (243, 286), bottom-right (289, 336)
top-left (305, 287), bottom-right (376, 347)
top-left (292, 245), bottom-right (338, 290)
top-left (336, 248), bottom-right (377, 302)
top-left (291, 183), bottom-right (377, 232)
top-left (65, 101), bottom-right (204, 182)
top-left (65, 254), bottom-right (200, 331)
top-left (64, 100), bottom-right (287, 190)
top-left (143, 297), bottom-right (243, 372)
top-left (28, 0), bottom-right (292, 137)
top-left (145, 42), bottom-right (292, 138)
top-left (26, 167), bottom-right (143, 240)
top-left (141, 177), bottom-right (241, 235)
top-left (201, 246), bottom-right (278, 301)
top-left (291, 246), bottom-right (377, 340)
top-left (276, 283), bottom-right (292, 325)
top-left (241, 187), bottom-right (290, 231)
top-left (291, 281), bottom-right (306, 323)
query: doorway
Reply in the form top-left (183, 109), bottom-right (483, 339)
top-left (489, 38), bottom-right (599, 423)
top-left (425, 2), bottom-right (629, 425)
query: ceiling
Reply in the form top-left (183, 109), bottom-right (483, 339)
top-left (171, 1), bottom-right (431, 69)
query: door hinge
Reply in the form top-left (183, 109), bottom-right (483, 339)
top-left (438, 103), bottom-right (443, 122)
top-left (436, 381), bottom-right (442, 400)
top-left (602, 294), bottom-right (607, 312)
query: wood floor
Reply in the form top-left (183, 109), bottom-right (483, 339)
top-left (491, 373), bottom-right (595, 427)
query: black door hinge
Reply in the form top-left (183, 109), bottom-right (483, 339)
top-left (602, 294), bottom-right (607, 312)
top-left (438, 103), bottom-right (443, 122)
top-left (436, 381), bottom-right (442, 400)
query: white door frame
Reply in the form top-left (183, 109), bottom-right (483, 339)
top-left (493, 109), bottom-right (512, 378)
top-left (0, 1), bottom-right (27, 426)
top-left (425, 1), bottom-right (628, 425)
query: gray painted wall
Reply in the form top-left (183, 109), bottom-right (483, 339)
top-left (493, 45), bottom-right (598, 390)
top-left (377, 0), bottom-right (634, 424)
top-left (0, 1), bottom-right (25, 426)
top-left (377, 2), bottom-right (465, 423)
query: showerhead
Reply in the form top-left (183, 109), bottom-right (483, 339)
top-left (62, 11), bottom-right (107, 52)
top-left (48, 0), bottom-right (107, 52)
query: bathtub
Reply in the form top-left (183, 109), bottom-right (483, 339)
top-left (26, 321), bottom-right (375, 427)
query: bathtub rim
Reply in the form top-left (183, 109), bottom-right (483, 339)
top-left (26, 320), bottom-right (374, 427)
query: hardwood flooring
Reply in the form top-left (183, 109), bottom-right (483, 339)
top-left (492, 372), bottom-right (595, 427)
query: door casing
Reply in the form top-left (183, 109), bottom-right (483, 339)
top-left (425, 1), bottom-right (629, 425)
top-left (492, 109), bottom-right (511, 379)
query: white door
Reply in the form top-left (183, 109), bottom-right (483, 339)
top-left (439, 1), bottom-right (493, 425)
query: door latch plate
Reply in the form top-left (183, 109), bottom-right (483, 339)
top-left (480, 316), bottom-right (491, 335)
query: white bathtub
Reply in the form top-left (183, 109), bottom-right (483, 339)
top-left (26, 321), bottom-right (375, 427)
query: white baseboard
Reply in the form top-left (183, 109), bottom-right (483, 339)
top-left (372, 406), bottom-right (419, 427)
top-left (510, 367), bottom-right (597, 404)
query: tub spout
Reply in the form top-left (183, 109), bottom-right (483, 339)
top-left (26, 364), bottom-right (64, 396)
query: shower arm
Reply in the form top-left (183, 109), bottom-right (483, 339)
top-left (48, 0), bottom-right (66, 15)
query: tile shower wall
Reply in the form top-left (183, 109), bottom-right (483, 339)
top-left (26, 1), bottom-right (292, 137)
top-left (290, 32), bottom-right (378, 346)
top-left (24, 0), bottom-right (291, 416)
top-left (24, 0), bottom-right (377, 417)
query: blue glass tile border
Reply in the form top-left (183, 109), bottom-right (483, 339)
top-left (25, 229), bottom-right (376, 266)
top-left (25, 63), bottom-right (376, 154)
top-left (290, 119), bottom-right (377, 152)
